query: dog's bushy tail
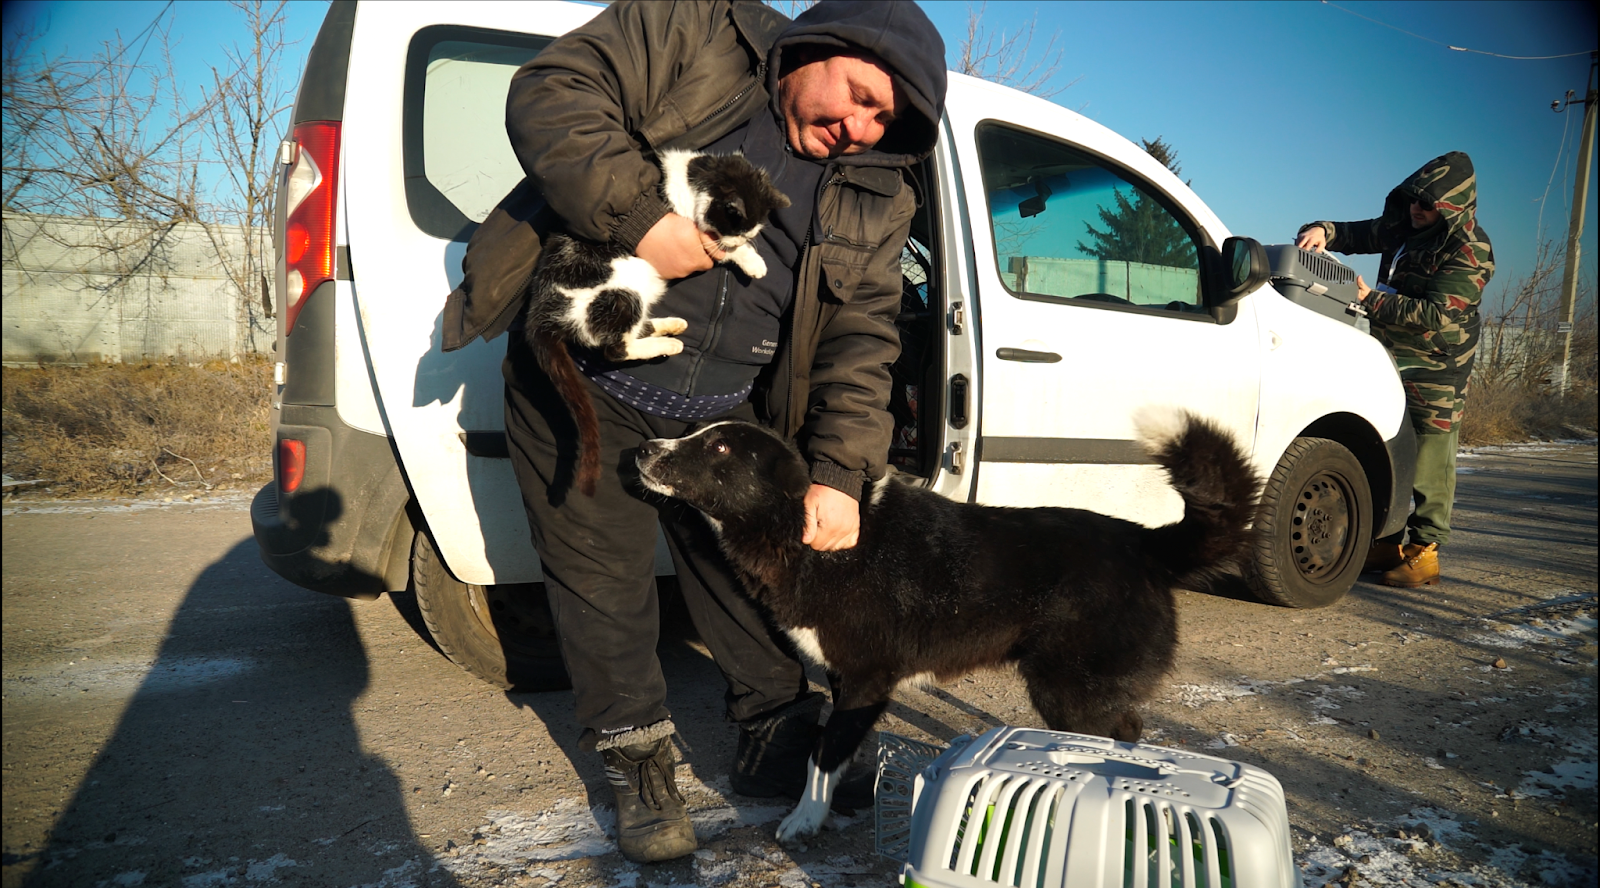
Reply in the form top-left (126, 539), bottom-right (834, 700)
top-left (529, 329), bottom-right (600, 497)
top-left (1134, 406), bottom-right (1259, 585)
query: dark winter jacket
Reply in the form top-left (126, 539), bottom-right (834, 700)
top-left (441, 0), bottom-right (946, 498)
top-left (1299, 151), bottom-right (1494, 432)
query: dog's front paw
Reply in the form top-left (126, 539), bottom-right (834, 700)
top-left (649, 317), bottom-right (688, 337)
top-left (775, 799), bottom-right (830, 845)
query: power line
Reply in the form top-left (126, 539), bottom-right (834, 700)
top-left (1321, 1), bottom-right (1594, 60)
top-left (124, 1), bottom-right (176, 70)
top-left (1535, 101), bottom-right (1574, 245)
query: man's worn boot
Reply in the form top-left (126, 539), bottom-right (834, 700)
top-left (599, 728), bottom-right (696, 863)
top-left (730, 693), bottom-right (875, 812)
top-left (1381, 542), bottom-right (1440, 588)
top-left (1362, 541), bottom-right (1405, 574)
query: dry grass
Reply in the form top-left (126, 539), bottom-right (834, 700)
top-left (1460, 379), bottom-right (1599, 446)
top-left (2, 357), bottom-right (273, 497)
top-left (2, 357), bottom-right (1593, 500)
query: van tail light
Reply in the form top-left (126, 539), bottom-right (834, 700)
top-left (282, 121), bottom-right (341, 336)
top-left (277, 438), bottom-right (307, 493)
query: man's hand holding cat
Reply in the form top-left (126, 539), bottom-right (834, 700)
top-left (637, 213), bottom-right (724, 279)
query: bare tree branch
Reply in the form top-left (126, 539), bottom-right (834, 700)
top-left (957, 2), bottom-right (1077, 100)
top-left (196, 0), bottom-right (295, 350)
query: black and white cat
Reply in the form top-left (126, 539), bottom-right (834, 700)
top-left (524, 149), bottom-right (789, 497)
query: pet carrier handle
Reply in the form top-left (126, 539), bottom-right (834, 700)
top-left (1026, 742), bottom-right (1248, 787)
top-left (1036, 744), bottom-right (1179, 776)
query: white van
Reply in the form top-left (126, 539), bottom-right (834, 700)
top-left (253, 0), bottom-right (1414, 691)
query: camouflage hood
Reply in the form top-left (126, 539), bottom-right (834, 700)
top-left (1381, 151), bottom-right (1479, 253)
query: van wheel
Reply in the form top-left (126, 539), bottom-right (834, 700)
top-left (411, 531), bottom-right (571, 691)
top-left (1248, 437), bottom-right (1371, 608)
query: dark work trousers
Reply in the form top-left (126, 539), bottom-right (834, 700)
top-left (501, 333), bottom-right (810, 752)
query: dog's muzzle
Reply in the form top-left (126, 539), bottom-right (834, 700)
top-left (635, 439), bottom-right (675, 496)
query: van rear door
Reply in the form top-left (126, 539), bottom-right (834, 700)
top-left (340, 2), bottom-right (602, 584)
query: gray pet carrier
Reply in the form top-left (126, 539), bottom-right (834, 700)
top-left (1262, 244), bottom-right (1366, 327)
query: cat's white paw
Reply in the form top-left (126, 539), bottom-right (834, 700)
top-left (622, 337), bottom-right (684, 360)
top-left (650, 317), bottom-right (688, 337)
top-left (727, 245), bottom-right (767, 279)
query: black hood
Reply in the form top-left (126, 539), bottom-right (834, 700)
top-left (766, 0), bottom-right (947, 166)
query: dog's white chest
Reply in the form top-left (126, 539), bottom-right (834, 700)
top-left (784, 627), bottom-right (831, 669)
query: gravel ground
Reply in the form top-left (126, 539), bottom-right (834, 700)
top-left (2, 440), bottom-right (1594, 888)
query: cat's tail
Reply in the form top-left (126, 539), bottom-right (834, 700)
top-left (530, 328), bottom-right (601, 498)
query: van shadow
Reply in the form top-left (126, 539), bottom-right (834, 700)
top-left (20, 539), bottom-right (460, 888)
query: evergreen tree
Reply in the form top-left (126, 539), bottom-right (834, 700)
top-left (1077, 137), bottom-right (1196, 268)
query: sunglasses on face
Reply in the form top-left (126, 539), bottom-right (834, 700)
top-left (1413, 197), bottom-right (1435, 212)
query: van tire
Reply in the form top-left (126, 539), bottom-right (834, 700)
top-left (411, 531), bottom-right (571, 691)
top-left (1247, 437), bottom-right (1371, 609)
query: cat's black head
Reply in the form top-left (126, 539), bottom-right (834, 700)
top-left (687, 154), bottom-right (790, 240)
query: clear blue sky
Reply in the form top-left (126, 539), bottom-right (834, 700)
top-left (7, 0), bottom-right (1596, 313)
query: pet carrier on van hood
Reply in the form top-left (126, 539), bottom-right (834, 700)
top-left (1262, 244), bottom-right (1367, 328)
top-left (876, 727), bottom-right (1301, 888)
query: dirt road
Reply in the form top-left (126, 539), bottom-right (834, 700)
top-left (3, 441), bottom-right (1595, 888)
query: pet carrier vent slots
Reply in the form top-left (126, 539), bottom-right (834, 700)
top-left (877, 727), bottom-right (1301, 888)
top-left (1262, 244), bottom-right (1365, 327)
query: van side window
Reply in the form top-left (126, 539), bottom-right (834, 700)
top-left (977, 124), bottom-right (1205, 315)
top-left (404, 28), bottom-right (551, 240)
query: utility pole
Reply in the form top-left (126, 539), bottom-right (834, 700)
top-left (1554, 51), bottom-right (1598, 395)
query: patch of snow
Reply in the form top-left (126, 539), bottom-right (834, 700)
top-left (1471, 616), bottom-right (1597, 650)
top-left (1517, 759), bottom-right (1598, 798)
top-left (243, 854), bottom-right (296, 881)
top-left (2, 491), bottom-right (256, 516)
top-left (1170, 679), bottom-right (1279, 708)
top-left (351, 858), bottom-right (424, 888)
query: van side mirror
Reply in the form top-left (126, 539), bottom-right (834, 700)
top-left (1219, 236), bottom-right (1269, 307)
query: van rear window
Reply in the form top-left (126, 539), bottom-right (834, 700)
top-left (404, 26), bottom-right (552, 240)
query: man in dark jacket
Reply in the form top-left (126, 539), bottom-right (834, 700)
top-left (440, 0), bottom-right (946, 862)
top-left (1297, 151), bottom-right (1493, 589)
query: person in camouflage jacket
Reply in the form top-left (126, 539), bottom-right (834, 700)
top-left (1297, 151), bottom-right (1494, 588)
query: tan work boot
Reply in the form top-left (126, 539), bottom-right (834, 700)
top-left (1362, 541), bottom-right (1405, 573)
top-left (600, 734), bottom-right (697, 863)
top-left (1381, 542), bottom-right (1440, 588)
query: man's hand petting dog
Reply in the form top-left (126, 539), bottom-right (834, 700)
top-left (803, 484), bottom-right (859, 551)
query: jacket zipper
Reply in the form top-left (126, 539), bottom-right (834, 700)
top-left (782, 216), bottom-right (818, 433)
top-left (689, 63), bottom-right (766, 133)
top-left (687, 268), bottom-right (732, 393)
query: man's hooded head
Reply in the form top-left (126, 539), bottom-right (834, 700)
top-left (767, 0), bottom-right (947, 165)
top-left (1380, 151), bottom-right (1481, 250)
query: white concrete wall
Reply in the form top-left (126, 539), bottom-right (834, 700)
top-left (2, 214), bottom-right (274, 364)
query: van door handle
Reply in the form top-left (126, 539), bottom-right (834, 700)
top-left (949, 374), bottom-right (969, 429)
top-left (996, 347), bottom-right (1062, 363)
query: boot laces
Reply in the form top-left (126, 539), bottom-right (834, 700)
top-left (636, 754), bottom-right (683, 810)
top-left (1404, 543), bottom-right (1438, 567)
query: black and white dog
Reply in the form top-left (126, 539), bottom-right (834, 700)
top-left (635, 407), bottom-right (1259, 842)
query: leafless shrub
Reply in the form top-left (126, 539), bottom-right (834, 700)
top-left (2, 358), bottom-right (273, 496)
top-left (1463, 242), bottom-right (1598, 444)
